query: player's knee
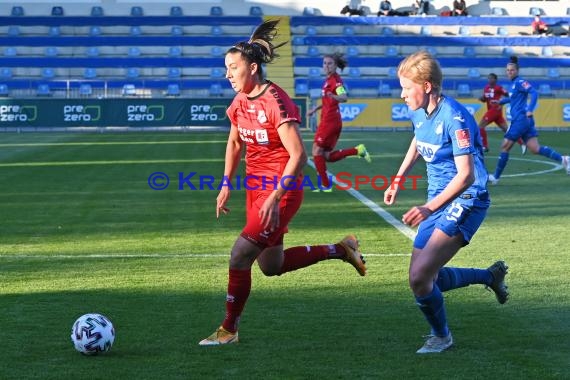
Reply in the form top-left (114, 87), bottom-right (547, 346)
top-left (258, 264), bottom-right (281, 276)
top-left (409, 270), bottom-right (430, 294)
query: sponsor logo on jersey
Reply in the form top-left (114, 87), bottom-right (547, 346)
top-left (416, 141), bottom-right (442, 162)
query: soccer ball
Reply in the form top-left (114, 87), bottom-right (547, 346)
top-left (71, 313), bottom-right (115, 355)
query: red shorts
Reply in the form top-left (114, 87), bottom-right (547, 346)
top-left (241, 189), bottom-right (303, 248)
top-left (314, 124), bottom-right (342, 151)
top-left (482, 109), bottom-right (506, 127)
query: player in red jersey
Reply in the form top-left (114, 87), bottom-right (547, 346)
top-left (478, 73), bottom-right (525, 154)
top-left (199, 20), bottom-right (367, 346)
top-left (308, 52), bottom-right (371, 191)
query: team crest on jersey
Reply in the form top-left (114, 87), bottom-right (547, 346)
top-left (521, 81), bottom-right (531, 90)
top-left (255, 129), bottom-right (269, 145)
top-left (257, 110), bottom-right (268, 124)
top-left (455, 128), bottom-right (471, 148)
top-left (435, 121), bottom-right (443, 135)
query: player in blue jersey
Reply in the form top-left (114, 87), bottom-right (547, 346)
top-left (384, 50), bottom-right (509, 354)
top-left (488, 56), bottom-right (570, 184)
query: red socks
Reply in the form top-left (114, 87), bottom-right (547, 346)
top-left (279, 244), bottom-right (346, 274)
top-left (314, 155), bottom-right (329, 188)
top-left (328, 148), bottom-right (357, 162)
top-left (222, 268), bottom-right (251, 333)
top-left (479, 127), bottom-right (488, 149)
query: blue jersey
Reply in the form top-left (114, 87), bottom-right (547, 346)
top-left (500, 76), bottom-right (538, 122)
top-left (410, 95), bottom-right (489, 208)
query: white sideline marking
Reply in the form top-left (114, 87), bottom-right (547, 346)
top-left (488, 156), bottom-right (563, 177)
top-left (0, 253), bottom-right (411, 259)
top-left (306, 159), bottom-right (417, 241)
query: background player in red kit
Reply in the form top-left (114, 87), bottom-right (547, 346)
top-left (478, 73), bottom-right (525, 154)
top-left (199, 20), bottom-right (367, 346)
top-left (308, 52), bottom-right (371, 191)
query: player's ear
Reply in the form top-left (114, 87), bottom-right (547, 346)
top-left (424, 81), bottom-right (433, 94)
top-left (250, 62), bottom-right (258, 76)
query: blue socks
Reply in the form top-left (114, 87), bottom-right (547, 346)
top-left (539, 146), bottom-right (562, 162)
top-left (436, 267), bottom-right (492, 292)
top-left (494, 151), bottom-right (509, 179)
top-left (415, 285), bottom-right (449, 337)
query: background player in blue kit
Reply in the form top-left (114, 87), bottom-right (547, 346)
top-left (488, 56), bottom-right (570, 184)
top-left (384, 50), bottom-right (509, 354)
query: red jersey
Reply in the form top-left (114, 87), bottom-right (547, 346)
top-left (482, 84), bottom-right (507, 111)
top-left (320, 73), bottom-right (345, 125)
top-left (227, 81), bottom-right (302, 190)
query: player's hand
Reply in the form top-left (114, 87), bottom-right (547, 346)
top-left (216, 187), bottom-right (231, 219)
top-left (384, 187), bottom-right (399, 205)
top-left (259, 194), bottom-right (280, 232)
top-left (402, 205), bottom-right (433, 227)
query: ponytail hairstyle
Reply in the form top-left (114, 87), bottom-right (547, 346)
top-left (227, 19), bottom-right (287, 80)
top-left (324, 52), bottom-right (348, 72)
top-left (508, 55), bottom-right (519, 70)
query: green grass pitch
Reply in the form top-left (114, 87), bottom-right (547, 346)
top-left (0, 130), bottom-right (568, 379)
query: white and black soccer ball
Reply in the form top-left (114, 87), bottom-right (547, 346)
top-left (71, 313), bottom-right (115, 355)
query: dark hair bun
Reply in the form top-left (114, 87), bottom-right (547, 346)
top-left (509, 56), bottom-right (518, 64)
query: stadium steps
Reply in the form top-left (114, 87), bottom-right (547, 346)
top-left (263, 16), bottom-right (294, 95)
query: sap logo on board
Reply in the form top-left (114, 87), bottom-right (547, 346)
top-left (391, 104), bottom-right (411, 121)
top-left (340, 104), bottom-right (366, 122)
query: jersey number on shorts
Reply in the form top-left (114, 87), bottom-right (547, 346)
top-left (446, 202), bottom-right (464, 222)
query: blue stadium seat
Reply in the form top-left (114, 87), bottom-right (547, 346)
top-left (126, 68), bottom-right (140, 79)
top-left (210, 6), bottom-right (223, 16)
top-left (84, 68), bottom-right (97, 79)
top-left (79, 83), bottom-right (92, 97)
top-left (502, 47), bottom-right (514, 57)
top-left (169, 46), bottom-right (182, 57)
top-left (467, 68), bottom-right (480, 79)
top-left (307, 46), bottom-right (320, 57)
top-left (378, 83), bottom-right (391, 97)
top-left (131, 6), bottom-right (144, 16)
top-left (497, 27), bottom-right (508, 36)
top-left (386, 46), bottom-right (398, 57)
top-left (464, 46), bottom-right (476, 58)
top-left (37, 84), bottom-right (51, 96)
top-left (459, 26), bottom-right (470, 36)
top-left (295, 82), bottom-right (308, 96)
top-left (343, 26), bottom-right (355, 36)
top-left (171, 26), bottom-right (183, 36)
top-left (51, 6), bottom-right (64, 16)
top-left (457, 84), bottom-right (471, 97)
top-left (91, 6), bottom-right (104, 16)
top-left (541, 46), bottom-right (553, 57)
top-left (211, 26), bottom-right (223, 36)
top-left (0, 84), bottom-right (9, 97)
top-left (538, 84), bottom-right (553, 97)
top-left (302, 7), bottom-right (323, 16)
top-left (128, 47), bottom-right (141, 57)
top-left (4, 47), bottom-right (17, 57)
top-left (547, 68), bottom-right (560, 79)
top-left (210, 46), bottom-right (224, 57)
top-left (170, 6), bottom-right (183, 16)
top-left (166, 83), bottom-right (180, 96)
top-left (48, 26), bottom-right (60, 37)
top-left (421, 26), bottom-right (432, 36)
top-left (292, 36), bottom-right (305, 45)
top-left (168, 67), bottom-right (181, 79)
top-left (249, 6), bottom-right (263, 16)
top-left (308, 67), bottom-right (321, 78)
top-left (306, 26), bottom-right (317, 36)
top-left (130, 26), bottom-right (142, 36)
top-left (89, 26), bottom-right (102, 36)
top-left (348, 67), bottom-right (361, 78)
top-left (567, 7), bottom-right (570, 16)
top-left (426, 46), bottom-right (437, 57)
top-left (387, 67), bottom-right (397, 78)
top-left (11, 6), bottom-right (24, 16)
top-left (347, 46), bottom-right (359, 57)
top-left (0, 68), bottom-right (13, 79)
top-left (86, 47), bottom-right (99, 57)
top-left (210, 67), bottom-right (225, 78)
top-left (8, 26), bottom-right (20, 36)
top-left (41, 68), bottom-right (55, 79)
top-left (382, 27), bottom-right (394, 36)
top-left (45, 47), bottom-right (58, 57)
top-left (529, 7), bottom-right (545, 16)
top-left (122, 84), bottom-right (136, 96)
top-left (209, 83), bottom-right (223, 97)
top-left (491, 7), bottom-right (507, 16)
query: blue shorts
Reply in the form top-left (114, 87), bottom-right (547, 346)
top-left (504, 117), bottom-right (538, 143)
top-left (413, 202), bottom-right (487, 250)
